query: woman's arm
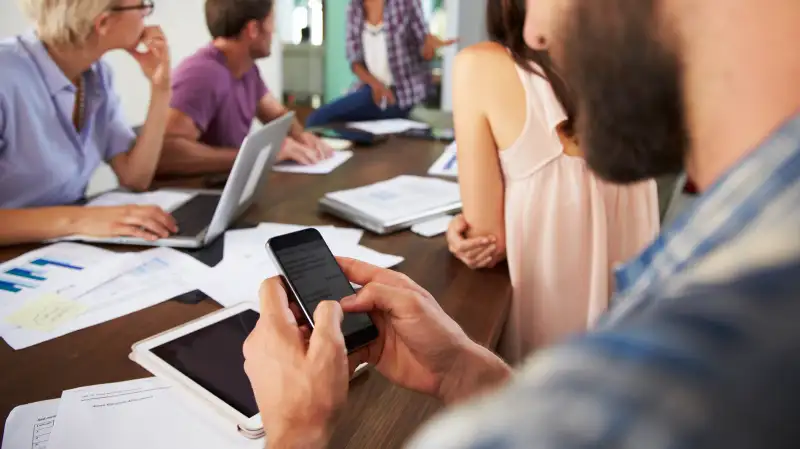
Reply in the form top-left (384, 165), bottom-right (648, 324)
top-left (109, 26), bottom-right (171, 191)
top-left (452, 49), bottom-right (507, 255)
top-left (0, 206), bottom-right (176, 247)
top-left (110, 88), bottom-right (170, 190)
top-left (0, 208), bottom-right (84, 246)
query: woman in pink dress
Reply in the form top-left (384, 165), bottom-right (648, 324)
top-left (446, 0), bottom-right (659, 364)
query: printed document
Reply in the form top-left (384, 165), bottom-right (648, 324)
top-left (427, 142), bottom-right (458, 178)
top-left (1, 399), bottom-right (59, 449)
top-left (2, 248), bottom-right (209, 350)
top-left (46, 378), bottom-right (261, 449)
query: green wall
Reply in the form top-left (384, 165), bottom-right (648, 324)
top-left (324, 1), bottom-right (355, 102)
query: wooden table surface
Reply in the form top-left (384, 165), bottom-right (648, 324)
top-left (0, 137), bottom-right (512, 448)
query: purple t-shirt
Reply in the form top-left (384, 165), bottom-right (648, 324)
top-left (170, 44), bottom-right (268, 148)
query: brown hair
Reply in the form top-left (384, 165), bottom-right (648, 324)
top-left (486, 0), bottom-right (577, 136)
top-left (206, 0), bottom-right (274, 39)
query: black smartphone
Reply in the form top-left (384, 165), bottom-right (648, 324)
top-left (266, 228), bottom-right (379, 352)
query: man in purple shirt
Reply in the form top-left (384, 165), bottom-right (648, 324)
top-left (159, 0), bottom-right (332, 176)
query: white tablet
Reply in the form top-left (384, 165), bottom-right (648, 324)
top-left (130, 302), bottom-right (370, 440)
top-left (130, 303), bottom-right (265, 437)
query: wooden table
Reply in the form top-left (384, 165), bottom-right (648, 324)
top-left (0, 138), bottom-right (512, 448)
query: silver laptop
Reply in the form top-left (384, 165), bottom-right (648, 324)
top-left (71, 113), bottom-right (294, 248)
top-left (318, 197), bottom-right (461, 235)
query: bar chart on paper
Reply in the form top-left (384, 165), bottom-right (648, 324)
top-left (0, 258), bottom-right (84, 294)
top-left (0, 243), bottom-right (113, 298)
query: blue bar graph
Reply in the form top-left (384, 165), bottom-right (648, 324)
top-left (0, 281), bottom-right (21, 293)
top-left (6, 268), bottom-right (47, 281)
top-left (30, 258), bottom-right (84, 271)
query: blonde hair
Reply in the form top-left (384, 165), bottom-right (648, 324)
top-left (19, 0), bottom-right (117, 46)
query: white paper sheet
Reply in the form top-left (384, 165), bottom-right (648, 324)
top-left (2, 248), bottom-right (209, 350)
top-left (47, 378), bottom-right (261, 449)
top-left (2, 399), bottom-right (59, 449)
top-left (273, 150), bottom-right (353, 175)
top-left (325, 175), bottom-right (461, 223)
top-left (0, 244), bottom-right (129, 336)
top-left (333, 245), bottom-right (405, 268)
top-left (223, 223), bottom-right (363, 261)
top-left (427, 142), bottom-right (458, 178)
top-left (86, 190), bottom-right (193, 212)
top-left (0, 243), bottom-right (117, 304)
top-left (411, 215), bottom-right (454, 238)
top-left (346, 119), bottom-right (430, 135)
top-left (202, 223), bottom-right (400, 308)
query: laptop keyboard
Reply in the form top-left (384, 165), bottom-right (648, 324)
top-left (171, 194), bottom-right (221, 237)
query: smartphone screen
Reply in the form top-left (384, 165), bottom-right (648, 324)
top-left (267, 229), bottom-right (378, 352)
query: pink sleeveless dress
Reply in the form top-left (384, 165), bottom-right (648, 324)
top-left (498, 63), bottom-right (659, 364)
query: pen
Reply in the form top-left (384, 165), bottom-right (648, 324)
top-left (444, 154), bottom-right (457, 170)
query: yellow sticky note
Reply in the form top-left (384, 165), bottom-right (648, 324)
top-left (5, 294), bottom-right (88, 332)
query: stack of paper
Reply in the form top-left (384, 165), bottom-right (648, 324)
top-left (0, 243), bottom-right (211, 350)
top-left (325, 175), bottom-right (461, 224)
top-left (2, 378), bottom-right (261, 449)
top-left (428, 142), bottom-right (458, 178)
top-left (346, 119), bottom-right (430, 135)
top-left (198, 223), bottom-right (404, 308)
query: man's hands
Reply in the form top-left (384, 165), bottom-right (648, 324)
top-left (278, 135), bottom-right (335, 165)
top-left (244, 280), bottom-right (350, 449)
top-left (128, 26), bottom-right (171, 92)
top-left (339, 258), bottom-right (511, 403)
top-left (242, 260), bottom-right (511, 448)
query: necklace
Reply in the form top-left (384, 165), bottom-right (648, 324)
top-left (74, 76), bottom-right (86, 132)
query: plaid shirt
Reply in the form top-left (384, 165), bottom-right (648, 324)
top-left (345, 0), bottom-right (431, 109)
top-left (408, 114), bottom-right (800, 449)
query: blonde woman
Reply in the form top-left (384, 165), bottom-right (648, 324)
top-left (0, 0), bottom-right (177, 245)
top-left (446, 0), bottom-right (659, 364)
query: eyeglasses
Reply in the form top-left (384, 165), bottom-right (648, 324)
top-left (110, 0), bottom-right (154, 16)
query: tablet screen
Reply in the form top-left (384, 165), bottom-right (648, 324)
top-left (152, 310), bottom-right (260, 417)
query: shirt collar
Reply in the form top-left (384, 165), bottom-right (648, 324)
top-left (612, 112), bottom-right (800, 306)
top-left (19, 31), bottom-right (100, 96)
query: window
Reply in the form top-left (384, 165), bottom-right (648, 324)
top-left (290, 0), bottom-right (324, 45)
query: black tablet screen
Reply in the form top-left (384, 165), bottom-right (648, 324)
top-left (152, 310), bottom-right (260, 417)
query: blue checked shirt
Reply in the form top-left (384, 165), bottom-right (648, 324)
top-left (408, 113), bottom-right (800, 449)
top-left (345, 0), bottom-right (432, 109)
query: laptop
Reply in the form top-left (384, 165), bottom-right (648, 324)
top-left (66, 113), bottom-right (294, 249)
top-left (318, 175), bottom-right (462, 235)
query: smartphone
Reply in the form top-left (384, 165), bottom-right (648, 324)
top-left (266, 228), bottom-right (379, 353)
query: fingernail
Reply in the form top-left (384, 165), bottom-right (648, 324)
top-left (340, 295), bottom-right (356, 306)
top-left (481, 238), bottom-right (489, 244)
top-left (489, 245), bottom-right (496, 251)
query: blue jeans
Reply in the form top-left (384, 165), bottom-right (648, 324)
top-left (305, 85), bottom-right (412, 128)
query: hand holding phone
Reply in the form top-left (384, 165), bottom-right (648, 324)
top-left (266, 229), bottom-right (379, 353)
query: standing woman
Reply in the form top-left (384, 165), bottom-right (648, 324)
top-left (305, 0), bottom-right (455, 127)
top-left (446, 0), bottom-right (659, 363)
top-left (0, 0), bottom-right (177, 246)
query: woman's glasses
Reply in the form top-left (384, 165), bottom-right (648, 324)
top-left (110, 0), bottom-right (155, 17)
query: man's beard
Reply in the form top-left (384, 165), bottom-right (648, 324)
top-left (558, 0), bottom-right (688, 183)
